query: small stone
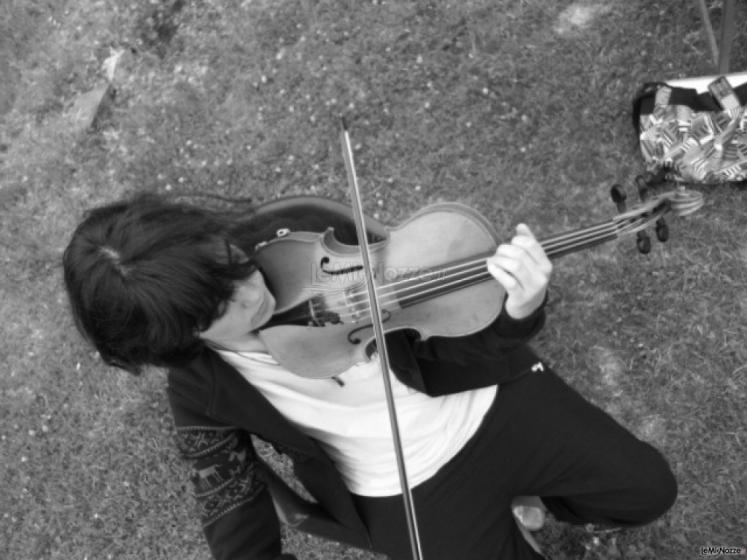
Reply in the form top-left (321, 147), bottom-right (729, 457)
top-left (64, 84), bottom-right (114, 133)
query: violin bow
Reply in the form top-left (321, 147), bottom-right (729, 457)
top-left (339, 118), bottom-right (425, 560)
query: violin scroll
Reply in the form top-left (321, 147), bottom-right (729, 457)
top-left (610, 176), bottom-right (703, 253)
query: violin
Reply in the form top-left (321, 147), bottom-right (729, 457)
top-left (256, 122), bottom-right (704, 560)
top-left (254, 189), bottom-right (703, 379)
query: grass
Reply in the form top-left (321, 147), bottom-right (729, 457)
top-left (1, 0), bottom-right (745, 559)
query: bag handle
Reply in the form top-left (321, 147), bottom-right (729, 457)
top-left (632, 80), bottom-right (747, 133)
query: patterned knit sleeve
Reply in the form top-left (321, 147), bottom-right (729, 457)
top-left (175, 426), bottom-right (263, 526)
top-left (174, 425), bottom-right (296, 560)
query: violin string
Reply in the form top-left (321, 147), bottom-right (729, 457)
top-left (394, 269), bottom-right (491, 308)
top-left (374, 219), bottom-right (612, 306)
top-left (286, 200), bottom-right (673, 322)
top-left (318, 259), bottom-right (493, 320)
top-left (322, 262), bottom-right (489, 322)
top-left (301, 217), bottom-right (650, 324)
top-left (324, 271), bottom-right (487, 322)
top-left (326, 229), bottom-right (620, 322)
top-left (541, 206), bottom-right (659, 250)
top-left (542, 223), bottom-right (619, 256)
top-left (544, 229), bottom-right (630, 255)
top-left (347, 219), bottom-right (622, 304)
top-left (613, 212), bottom-right (659, 237)
top-left (314, 211), bottom-right (650, 322)
top-left (319, 221), bottom-right (625, 322)
top-left (539, 220), bottom-right (617, 250)
top-left (348, 221), bottom-right (621, 303)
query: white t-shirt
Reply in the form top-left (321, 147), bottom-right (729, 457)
top-left (217, 350), bottom-right (496, 496)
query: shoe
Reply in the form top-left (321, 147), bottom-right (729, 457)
top-left (511, 496), bottom-right (546, 531)
top-left (511, 496), bottom-right (545, 555)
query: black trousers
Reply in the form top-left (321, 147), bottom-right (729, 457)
top-left (353, 366), bottom-right (677, 560)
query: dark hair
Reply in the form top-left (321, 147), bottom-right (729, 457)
top-left (62, 193), bottom-right (256, 374)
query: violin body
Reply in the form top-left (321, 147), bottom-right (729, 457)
top-left (254, 203), bottom-right (504, 378)
top-left (254, 188), bottom-right (704, 378)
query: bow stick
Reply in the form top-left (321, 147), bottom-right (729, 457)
top-left (339, 118), bottom-right (424, 560)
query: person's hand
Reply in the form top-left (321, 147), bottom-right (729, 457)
top-left (486, 224), bottom-right (552, 320)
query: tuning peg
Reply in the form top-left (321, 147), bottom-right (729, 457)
top-left (612, 182), bottom-right (650, 253)
top-left (635, 175), bottom-right (650, 201)
top-left (655, 217), bottom-right (669, 242)
top-left (636, 231), bottom-right (652, 254)
top-left (610, 184), bottom-right (627, 212)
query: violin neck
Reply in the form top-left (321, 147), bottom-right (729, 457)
top-left (538, 218), bottom-right (620, 259)
top-left (392, 219), bottom-right (620, 310)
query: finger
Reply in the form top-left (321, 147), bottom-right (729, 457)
top-left (487, 258), bottom-right (546, 320)
top-left (493, 243), bottom-right (543, 282)
top-left (489, 251), bottom-right (524, 277)
top-left (511, 224), bottom-right (552, 276)
top-left (494, 243), bottom-right (525, 261)
top-left (486, 259), bottom-right (519, 290)
top-left (491, 255), bottom-right (542, 296)
top-left (500, 226), bottom-right (543, 264)
top-left (515, 223), bottom-right (536, 239)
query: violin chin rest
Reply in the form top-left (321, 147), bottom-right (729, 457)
top-left (259, 323), bottom-right (368, 379)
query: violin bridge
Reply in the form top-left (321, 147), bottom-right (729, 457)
top-left (307, 295), bottom-right (342, 326)
top-left (343, 284), bottom-right (369, 323)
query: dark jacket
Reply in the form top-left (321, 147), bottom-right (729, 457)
top-left (167, 307), bottom-right (545, 560)
top-left (166, 201), bottom-right (546, 559)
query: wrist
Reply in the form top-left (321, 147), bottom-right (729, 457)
top-left (504, 292), bottom-right (547, 321)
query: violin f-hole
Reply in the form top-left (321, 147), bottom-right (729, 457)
top-left (347, 310), bottom-right (392, 344)
top-left (320, 256), bottom-right (364, 276)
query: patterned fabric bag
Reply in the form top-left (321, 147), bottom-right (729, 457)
top-left (633, 72), bottom-right (747, 184)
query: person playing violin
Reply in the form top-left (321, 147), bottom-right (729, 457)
top-left (62, 192), bottom-right (677, 560)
